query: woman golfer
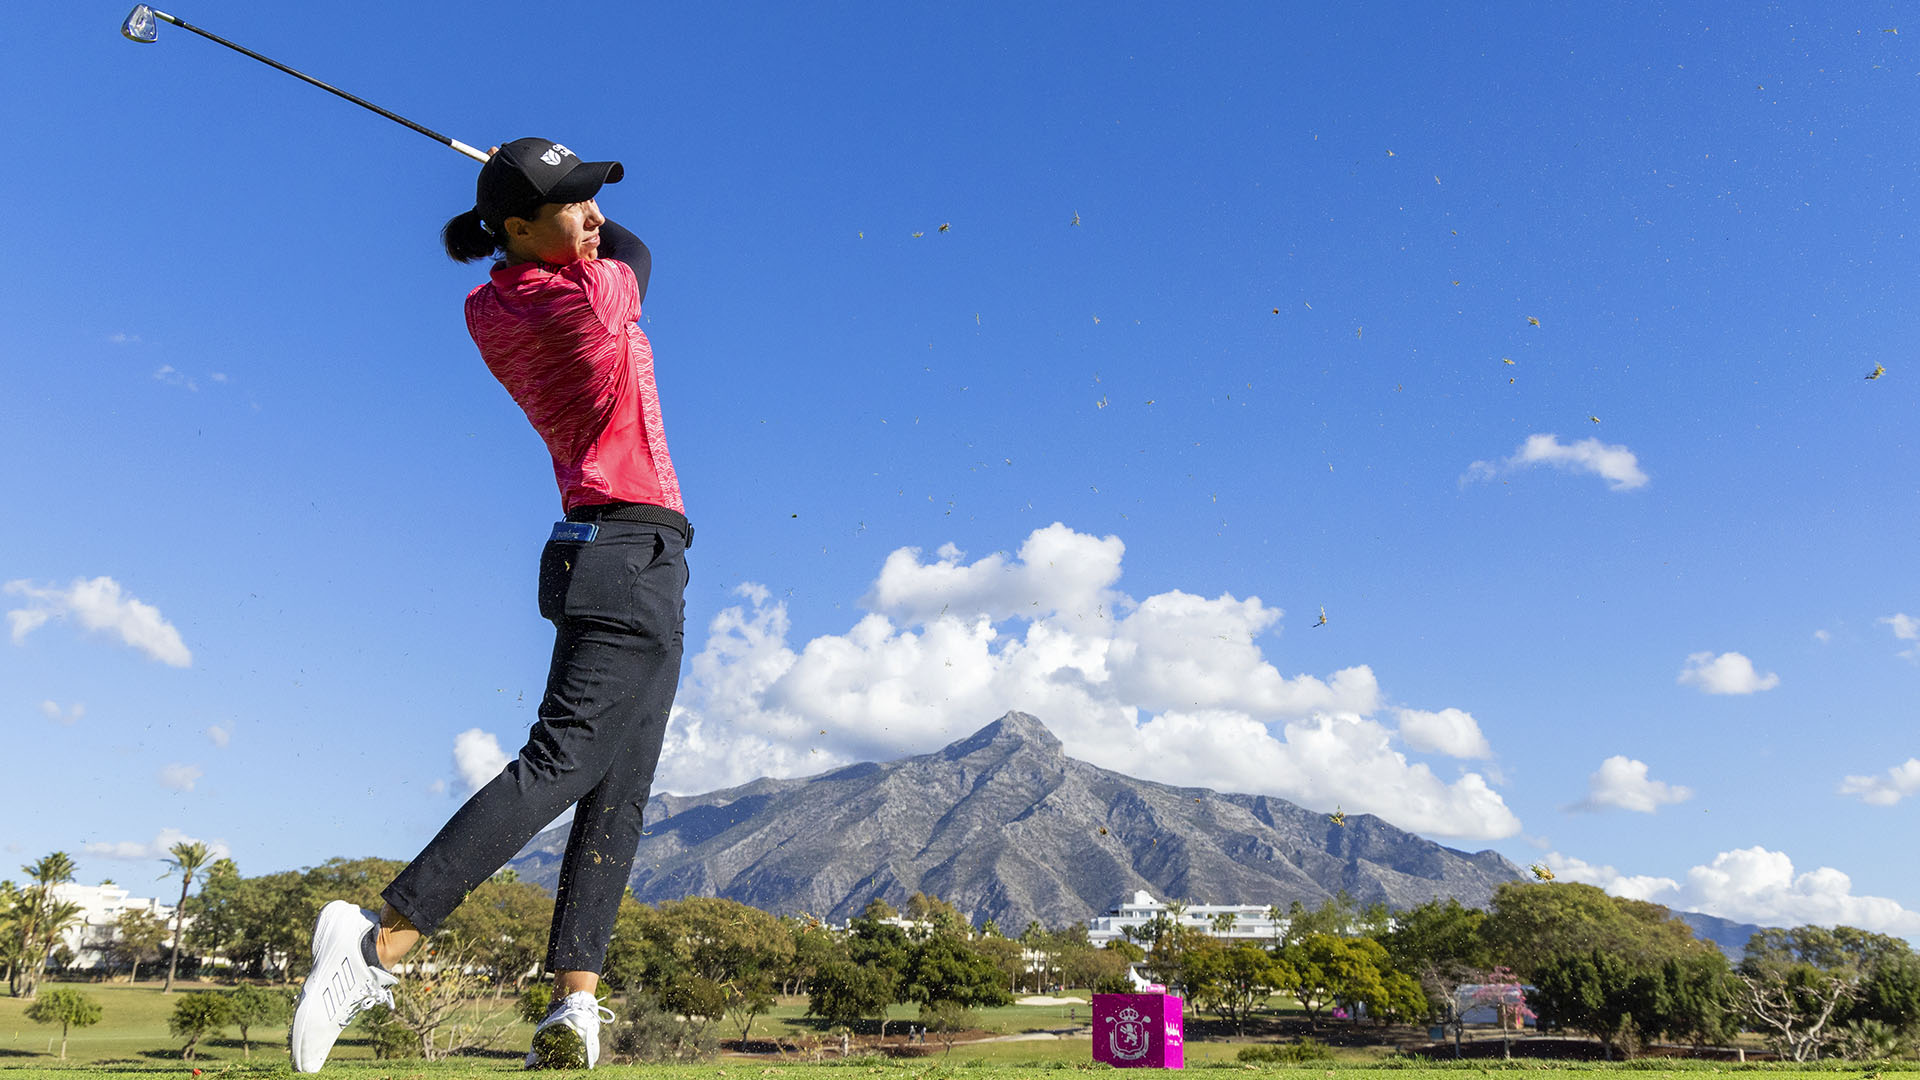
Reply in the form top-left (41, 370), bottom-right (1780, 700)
top-left (290, 138), bottom-right (690, 1072)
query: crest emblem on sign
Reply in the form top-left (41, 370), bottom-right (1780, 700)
top-left (1105, 1005), bottom-right (1150, 1061)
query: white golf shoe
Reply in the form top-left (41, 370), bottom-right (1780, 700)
top-left (290, 900), bottom-right (398, 1073)
top-left (525, 991), bottom-right (616, 1069)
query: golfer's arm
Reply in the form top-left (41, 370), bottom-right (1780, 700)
top-left (599, 220), bottom-right (651, 305)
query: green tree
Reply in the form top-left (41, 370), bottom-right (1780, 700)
top-left (1281, 933), bottom-right (1394, 1030)
top-left (725, 972), bottom-right (777, 1047)
top-left (0, 879), bottom-right (22, 992)
top-left (1855, 951), bottom-right (1920, 1036)
top-left (608, 896), bottom-right (795, 1032)
top-left (24, 987), bottom-right (102, 1059)
top-left (225, 869), bottom-right (314, 981)
top-left (178, 858), bottom-right (241, 973)
top-left (112, 908), bottom-right (170, 984)
top-left (1381, 898), bottom-right (1492, 1021)
top-left (1283, 892), bottom-right (1359, 944)
top-left (841, 912), bottom-right (910, 1037)
top-left (902, 892), bottom-right (967, 936)
top-left (438, 875), bottom-right (555, 993)
top-left (224, 984), bottom-right (293, 1059)
top-left (971, 932), bottom-right (1028, 994)
top-left (784, 916), bottom-right (838, 997)
top-left (1144, 901), bottom-right (1203, 992)
top-left (1653, 950), bottom-right (1737, 1049)
top-left (1735, 924), bottom-right (1882, 1061)
top-left (169, 992), bottom-right (232, 1060)
top-left (904, 932), bottom-right (1013, 1012)
top-left (1184, 937), bottom-right (1291, 1035)
top-left (14, 851), bottom-right (78, 998)
top-left (1063, 938), bottom-right (1133, 990)
top-left (1481, 882), bottom-right (1703, 980)
top-left (1530, 949), bottom-right (1659, 1059)
top-left (161, 840), bottom-right (211, 992)
top-left (807, 958), bottom-right (896, 1030)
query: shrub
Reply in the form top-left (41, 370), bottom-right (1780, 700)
top-left (354, 1003), bottom-right (421, 1060)
top-left (606, 994), bottom-right (719, 1063)
top-left (23, 988), bottom-right (103, 1060)
top-left (1236, 1038), bottom-right (1334, 1064)
top-left (168, 992), bottom-right (232, 1061)
top-left (518, 983), bottom-right (555, 1025)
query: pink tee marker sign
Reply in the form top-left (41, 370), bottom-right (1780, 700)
top-left (1092, 994), bottom-right (1184, 1068)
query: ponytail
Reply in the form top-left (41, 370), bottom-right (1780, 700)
top-left (442, 208), bottom-right (499, 263)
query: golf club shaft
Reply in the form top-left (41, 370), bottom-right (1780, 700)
top-left (149, 8), bottom-right (488, 163)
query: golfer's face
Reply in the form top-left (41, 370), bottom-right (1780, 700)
top-left (516, 199), bottom-right (604, 265)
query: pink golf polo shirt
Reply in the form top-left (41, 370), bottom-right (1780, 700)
top-left (465, 255), bottom-right (683, 515)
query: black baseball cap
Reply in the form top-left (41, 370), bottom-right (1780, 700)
top-left (475, 137), bottom-right (624, 226)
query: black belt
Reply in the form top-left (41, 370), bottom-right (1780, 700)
top-left (565, 502), bottom-right (693, 547)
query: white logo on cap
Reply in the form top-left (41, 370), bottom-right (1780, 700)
top-left (541, 143), bottom-right (576, 167)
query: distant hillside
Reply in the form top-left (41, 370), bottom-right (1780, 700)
top-left (1673, 909), bottom-right (1768, 960)
top-left (509, 711), bottom-right (1524, 929)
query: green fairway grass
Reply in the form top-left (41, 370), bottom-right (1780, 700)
top-left (6, 984), bottom-right (1913, 1079)
top-left (5, 1062), bottom-right (1920, 1080)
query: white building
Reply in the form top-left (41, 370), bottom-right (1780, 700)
top-left (50, 883), bottom-right (176, 971)
top-left (1086, 891), bottom-right (1289, 947)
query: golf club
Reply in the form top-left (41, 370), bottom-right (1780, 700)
top-left (120, 5), bottom-right (488, 163)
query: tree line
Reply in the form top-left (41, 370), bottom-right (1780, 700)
top-left (12, 846), bottom-right (1920, 1062)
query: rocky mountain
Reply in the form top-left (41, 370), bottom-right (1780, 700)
top-left (508, 711), bottom-right (1526, 929)
top-left (1673, 909), bottom-right (1766, 960)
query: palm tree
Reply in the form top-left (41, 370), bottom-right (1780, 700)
top-left (161, 841), bottom-right (210, 992)
top-left (0, 879), bottom-right (23, 994)
top-left (17, 852), bottom-right (77, 999)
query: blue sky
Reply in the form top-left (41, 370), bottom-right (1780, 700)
top-left (4, 2), bottom-right (1917, 933)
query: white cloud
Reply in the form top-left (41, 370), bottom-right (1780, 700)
top-left (1838, 758), bottom-right (1920, 806)
top-left (158, 763), bottom-right (202, 792)
top-left (453, 728), bottom-right (510, 792)
top-left (1550, 848), bottom-right (1920, 935)
top-left (205, 724), bottom-right (230, 747)
top-left (83, 827), bottom-right (228, 862)
top-left (106, 332), bottom-right (141, 345)
top-left (39, 700), bottom-right (83, 725)
top-left (1573, 755), bottom-right (1693, 813)
top-left (5, 577), bottom-right (192, 667)
top-left (1397, 707), bottom-right (1493, 759)
top-left (1881, 614), bottom-right (1920, 661)
top-left (153, 365), bottom-right (198, 391)
top-left (1678, 651), bottom-right (1779, 695)
top-left (427, 779), bottom-right (448, 796)
top-left (658, 524), bottom-right (1521, 840)
top-left (1465, 433), bottom-right (1649, 491)
top-left (1813, 629), bottom-right (1832, 643)
top-left (1544, 853), bottom-right (1681, 902)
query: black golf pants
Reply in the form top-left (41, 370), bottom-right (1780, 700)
top-left (384, 518), bottom-right (687, 973)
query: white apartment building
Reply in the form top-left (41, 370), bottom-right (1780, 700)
top-left (50, 883), bottom-right (176, 971)
top-left (1085, 890), bottom-right (1289, 947)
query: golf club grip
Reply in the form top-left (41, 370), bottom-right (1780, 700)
top-left (158, 11), bottom-right (487, 164)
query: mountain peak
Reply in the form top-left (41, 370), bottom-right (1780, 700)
top-left (942, 710), bottom-right (1063, 758)
top-left (513, 709), bottom-right (1525, 931)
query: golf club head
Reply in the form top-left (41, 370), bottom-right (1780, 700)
top-left (122, 5), bottom-right (159, 43)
